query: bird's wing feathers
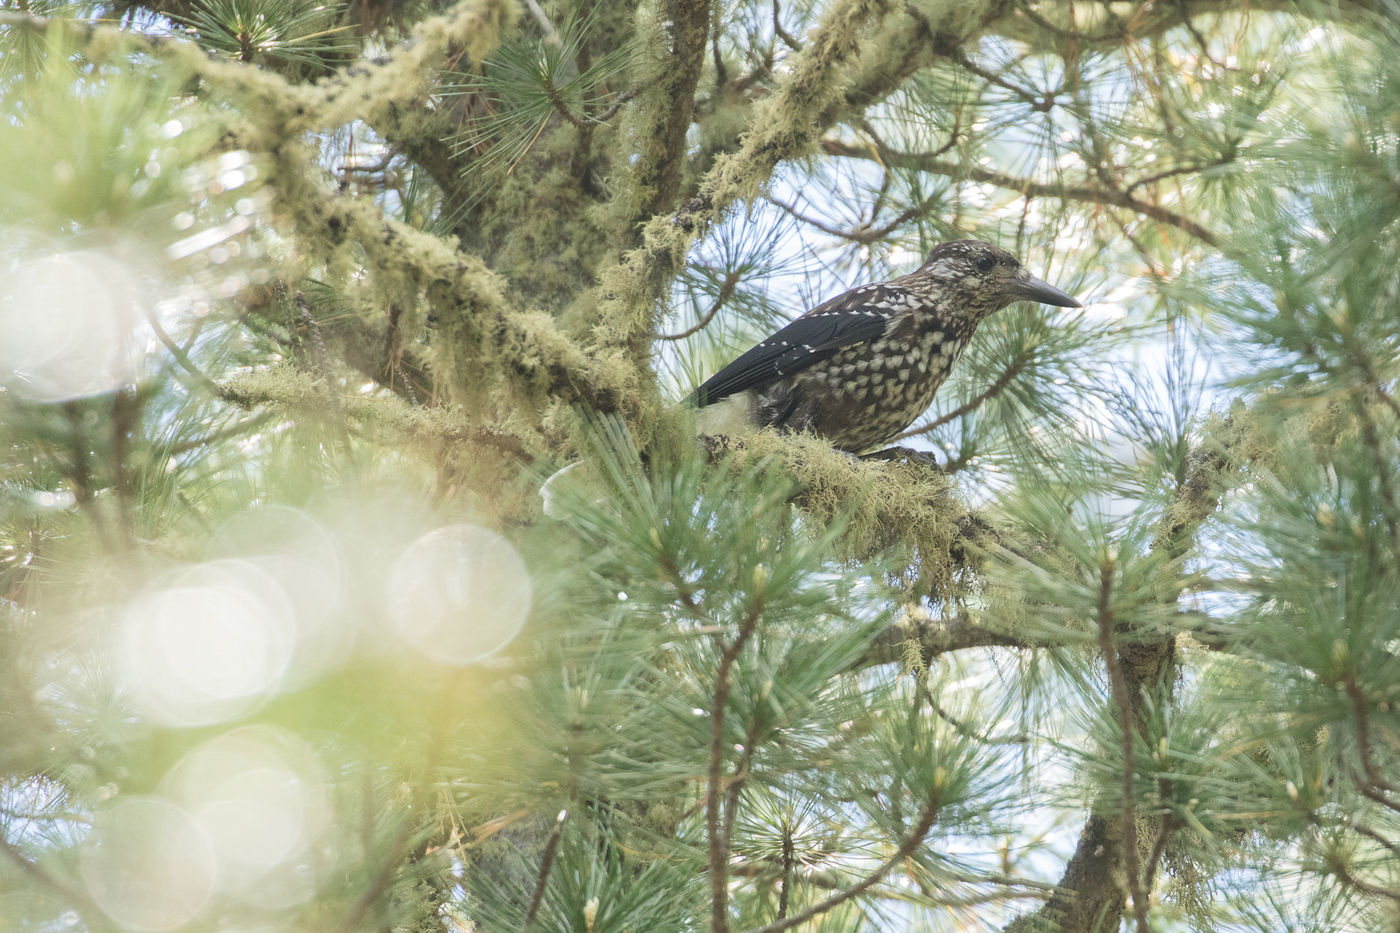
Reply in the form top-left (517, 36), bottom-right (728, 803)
top-left (690, 284), bottom-right (906, 406)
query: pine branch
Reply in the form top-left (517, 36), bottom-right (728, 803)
top-left (735, 792), bottom-right (942, 933)
top-left (1094, 556), bottom-right (1150, 933)
top-left (1007, 433), bottom-right (1241, 932)
top-left (707, 599), bottom-right (764, 933)
top-left (541, 72), bottom-right (586, 129)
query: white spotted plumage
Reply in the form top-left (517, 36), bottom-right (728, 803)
top-left (691, 240), bottom-right (1080, 453)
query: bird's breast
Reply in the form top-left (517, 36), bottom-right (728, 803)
top-left (775, 326), bottom-right (970, 452)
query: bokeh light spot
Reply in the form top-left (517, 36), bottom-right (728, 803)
top-left (164, 726), bottom-right (330, 907)
top-left (0, 249), bottom-right (147, 401)
top-left (387, 524), bottom-right (531, 663)
top-left (210, 507), bottom-right (351, 685)
top-left (79, 797), bottom-right (215, 930)
top-left (118, 561), bottom-right (297, 725)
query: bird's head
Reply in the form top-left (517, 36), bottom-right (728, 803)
top-left (908, 240), bottom-right (1081, 318)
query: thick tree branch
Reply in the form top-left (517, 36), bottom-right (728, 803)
top-left (625, 0), bottom-right (713, 225)
top-left (1006, 431), bottom-right (1242, 932)
top-left (855, 615), bottom-right (1030, 671)
top-left (581, 0), bottom-right (908, 351)
top-left (1095, 558), bottom-right (1150, 933)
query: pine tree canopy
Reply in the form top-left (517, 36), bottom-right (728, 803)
top-left (3, 0), bottom-right (1400, 930)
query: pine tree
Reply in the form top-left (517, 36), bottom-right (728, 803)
top-left (1, 1), bottom-right (1398, 931)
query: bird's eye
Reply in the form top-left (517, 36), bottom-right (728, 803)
top-left (975, 256), bottom-right (996, 273)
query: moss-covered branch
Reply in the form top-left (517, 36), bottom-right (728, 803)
top-left (616, 0), bottom-right (713, 228)
top-left (579, 0), bottom-right (910, 362)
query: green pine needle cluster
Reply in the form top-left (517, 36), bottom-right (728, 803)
top-left (2, 0), bottom-right (1400, 931)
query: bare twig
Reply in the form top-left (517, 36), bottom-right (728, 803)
top-left (764, 191), bottom-right (941, 246)
top-left (1123, 152), bottom-right (1237, 198)
top-left (590, 86), bottom-right (638, 123)
top-left (521, 0), bottom-right (559, 41)
top-left (772, 0), bottom-right (801, 50)
top-left (776, 828), bottom-right (794, 921)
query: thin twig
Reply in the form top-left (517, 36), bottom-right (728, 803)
top-left (1324, 849), bottom-right (1400, 903)
top-left (764, 191), bottom-right (941, 246)
top-left (522, 810), bottom-right (568, 930)
top-left (772, 0), bottom-right (801, 51)
top-left (949, 47), bottom-right (1054, 111)
top-left (1352, 822), bottom-right (1400, 859)
top-left (146, 308), bottom-right (227, 398)
top-left (590, 86), bottom-right (638, 123)
top-left (776, 828), bottom-right (794, 921)
top-left (542, 73), bottom-right (587, 129)
top-left (820, 139), bottom-right (1221, 247)
top-left (521, 0), bottom-right (559, 40)
top-left (1012, 1), bottom-right (1129, 42)
top-left (1123, 151), bottom-right (1236, 198)
top-left (1142, 815), bottom-right (1175, 890)
top-left (657, 269), bottom-right (742, 340)
top-left (1342, 674), bottom-right (1400, 800)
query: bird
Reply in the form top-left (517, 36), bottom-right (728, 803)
top-left (689, 240), bottom-right (1081, 456)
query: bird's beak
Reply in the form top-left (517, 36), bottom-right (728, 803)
top-left (1009, 274), bottom-right (1081, 308)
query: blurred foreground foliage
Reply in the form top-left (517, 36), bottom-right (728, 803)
top-left (2, 0), bottom-right (1400, 931)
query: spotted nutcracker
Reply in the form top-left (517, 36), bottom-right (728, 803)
top-left (690, 240), bottom-right (1081, 454)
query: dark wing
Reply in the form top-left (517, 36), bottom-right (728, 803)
top-left (689, 284), bottom-right (908, 407)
